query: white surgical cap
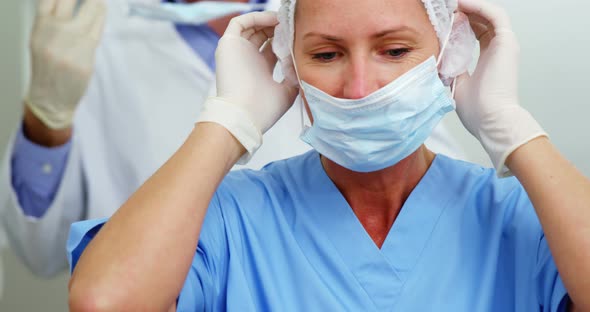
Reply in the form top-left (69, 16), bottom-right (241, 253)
top-left (272, 0), bottom-right (477, 86)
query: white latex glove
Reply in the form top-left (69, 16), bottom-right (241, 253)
top-left (26, 0), bottom-right (107, 129)
top-left (197, 11), bottom-right (298, 163)
top-left (454, 0), bottom-right (547, 177)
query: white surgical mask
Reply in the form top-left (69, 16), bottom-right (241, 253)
top-left (128, 1), bottom-right (267, 25)
top-left (298, 56), bottom-right (455, 172)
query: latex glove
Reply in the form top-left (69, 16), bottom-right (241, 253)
top-left (197, 11), bottom-right (298, 163)
top-left (455, 0), bottom-right (547, 177)
top-left (26, 0), bottom-right (107, 129)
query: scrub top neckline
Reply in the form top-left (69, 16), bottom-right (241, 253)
top-left (300, 151), bottom-right (455, 309)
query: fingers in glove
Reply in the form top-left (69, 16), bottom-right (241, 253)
top-left (75, 0), bottom-right (106, 30)
top-left (247, 26), bottom-right (276, 51)
top-left (88, 4), bottom-right (107, 42)
top-left (242, 25), bottom-right (275, 41)
top-left (261, 38), bottom-right (278, 73)
top-left (459, 0), bottom-right (512, 32)
top-left (467, 18), bottom-right (494, 50)
top-left (226, 11), bottom-right (279, 40)
top-left (37, 0), bottom-right (58, 17)
top-left (465, 13), bottom-right (493, 37)
top-left (279, 79), bottom-right (300, 107)
top-left (454, 72), bottom-right (471, 89)
top-left (54, 0), bottom-right (78, 19)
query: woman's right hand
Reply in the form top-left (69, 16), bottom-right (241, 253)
top-left (198, 11), bottom-right (299, 163)
top-left (216, 11), bottom-right (298, 133)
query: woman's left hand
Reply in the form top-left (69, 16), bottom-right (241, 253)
top-left (456, 2), bottom-right (590, 310)
top-left (454, 0), bottom-right (546, 176)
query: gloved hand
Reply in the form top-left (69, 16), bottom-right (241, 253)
top-left (26, 0), bottom-right (107, 129)
top-left (454, 0), bottom-right (547, 177)
top-left (197, 11), bottom-right (298, 163)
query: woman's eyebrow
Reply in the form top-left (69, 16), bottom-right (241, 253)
top-left (302, 26), bottom-right (420, 41)
top-left (303, 32), bottom-right (342, 42)
top-left (373, 26), bottom-right (420, 38)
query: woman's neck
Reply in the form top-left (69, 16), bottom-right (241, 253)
top-left (321, 145), bottom-right (435, 248)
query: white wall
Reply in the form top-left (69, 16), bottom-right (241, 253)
top-left (0, 1), bottom-right (588, 311)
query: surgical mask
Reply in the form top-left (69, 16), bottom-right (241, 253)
top-left (128, 1), bottom-right (267, 26)
top-left (298, 57), bottom-right (455, 172)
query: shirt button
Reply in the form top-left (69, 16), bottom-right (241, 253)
top-left (42, 163), bottom-right (53, 175)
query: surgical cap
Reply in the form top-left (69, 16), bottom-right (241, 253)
top-left (272, 0), bottom-right (477, 86)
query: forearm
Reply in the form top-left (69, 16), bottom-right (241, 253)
top-left (69, 123), bottom-right (244, 311)
top-left (507, 137), bottom-right (590, 310)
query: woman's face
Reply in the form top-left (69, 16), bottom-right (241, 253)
top-left (293, 0), bottom-right (440, 100)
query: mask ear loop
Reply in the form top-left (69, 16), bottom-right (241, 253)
top-left (289, 42), bottom-right (311, 130)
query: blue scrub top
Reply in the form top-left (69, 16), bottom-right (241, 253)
top-left (67, 151), bottom-right (569, 311)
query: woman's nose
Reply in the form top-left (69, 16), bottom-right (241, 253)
top-left (342, 57), bottom-right (380, 99)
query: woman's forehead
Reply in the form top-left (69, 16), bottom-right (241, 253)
top-left (295, 0), bottom-right (432, 34)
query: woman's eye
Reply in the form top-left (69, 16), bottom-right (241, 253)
top-left (312, 52), bottom-right (338, 61)
top-left (385, 48), bottom-right (409, 58)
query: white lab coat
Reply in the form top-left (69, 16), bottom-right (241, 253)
top-left (0, 0), bottom-right (465, 277)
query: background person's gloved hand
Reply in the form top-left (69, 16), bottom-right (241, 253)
top-left (455, 0), bottom-right (547, 177)
top-left (197, 11), bottom-right (299, 163)
top-left (26, 0), bottom-right (106, 130)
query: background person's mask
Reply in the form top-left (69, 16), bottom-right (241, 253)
top-left (128, 1), bottom-right (267, 25)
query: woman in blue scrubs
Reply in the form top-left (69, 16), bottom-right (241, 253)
top-left (67, 0), bottom-right (590, 311)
